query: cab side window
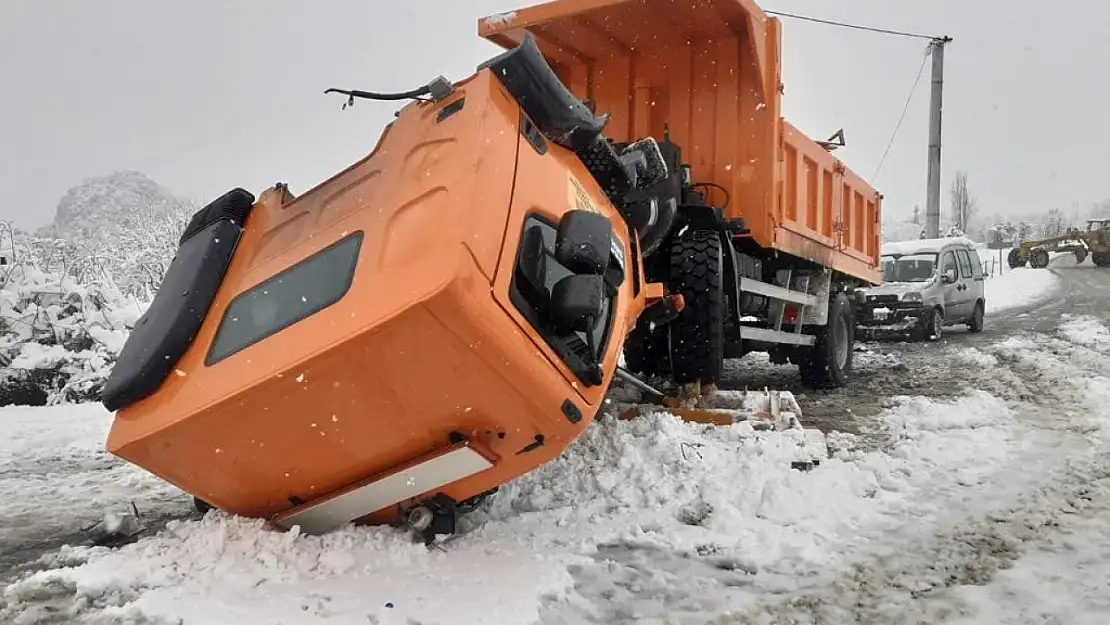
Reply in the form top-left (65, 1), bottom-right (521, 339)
top-left (940, 251), bottom-right (957, 278)
top-left (967, 249), bottom-right (984, 278)
top-left (956, 249), bottom-right (973, 278)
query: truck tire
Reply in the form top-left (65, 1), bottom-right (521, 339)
top-left (1007, 248), bottom-right (1026, 269)
top-left (622, 317), bottom-right (671, 376)
top-left (1093, 252), bottom-right (1110, 267)
top-left (799, 291), bottom-right (853, 389)
top-left (1029, 248), bottom-right (1050, 268)
top-left (667, 229), bottom-right (724, 384)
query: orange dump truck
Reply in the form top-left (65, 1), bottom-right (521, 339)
top-left (100, 0), bottom-right (881, 541)
top-left (481, 0), bottom-right (883, 388)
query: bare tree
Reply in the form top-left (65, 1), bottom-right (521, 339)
top-left (949, 171), bottom-right (978, 233)
top-left (1042, 208), bottom-right (1066, 238)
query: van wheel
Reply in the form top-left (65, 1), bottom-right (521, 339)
top-left (918, 307), bottom-right (943, 341)
top-left (799, 292), bottom-right (853, 389)
top-left (666, 229), bottom-right (724, 385)
top-left (968, 301), bottom-right (984, 333)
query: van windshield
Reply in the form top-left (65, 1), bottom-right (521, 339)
top-left (881, 253), bottom-right (937, 283)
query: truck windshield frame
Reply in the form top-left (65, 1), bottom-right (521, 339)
top-left (509, 213), bottom-right (616, 386)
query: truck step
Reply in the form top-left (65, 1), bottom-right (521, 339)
top-left (739, 278), bottom-right (818, 307)
top-left (739, 326), bottom-right (816, 346)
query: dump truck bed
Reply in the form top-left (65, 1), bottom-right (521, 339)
top-left (480, 0), bottom-right (882, 284)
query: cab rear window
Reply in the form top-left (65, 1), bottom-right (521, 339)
top-left (206, 231), bottom-right (364, 365)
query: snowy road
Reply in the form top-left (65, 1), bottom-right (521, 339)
top-left (4, 259), bottom-right (1110, 624)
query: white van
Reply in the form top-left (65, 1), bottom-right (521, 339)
top-left (856, 236), bottom-right (986, 341)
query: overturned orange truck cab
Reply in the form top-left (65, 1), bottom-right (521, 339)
top-left (103, 0), bottom-right (883, 539)
top-left (101, 30), bottom-right (679, 539)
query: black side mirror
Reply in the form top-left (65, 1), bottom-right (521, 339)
top-left (618, 137), bottom-right (669, 190)
top-left (556, 210), bottom-right (612, 275)
top-left (550, 274), bottom-right (604, 333)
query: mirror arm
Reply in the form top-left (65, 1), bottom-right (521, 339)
top-left (584, 314), bottom-right (598, 357)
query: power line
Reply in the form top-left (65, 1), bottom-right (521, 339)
top-left (765, 10), bottom-right (944, 41)
top-left (871, 42), bottom-right (933, 183)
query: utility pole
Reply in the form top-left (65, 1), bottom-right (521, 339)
top-left (924, 36), bottom-right (952, 239)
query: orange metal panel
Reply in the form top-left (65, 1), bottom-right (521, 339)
top-left (480, 0), bottom-right (882, 284)
top-left (106, 70), bottom-right (655, 522)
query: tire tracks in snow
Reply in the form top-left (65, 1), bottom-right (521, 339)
top-left (708, 320), bottom-right (1110, 625)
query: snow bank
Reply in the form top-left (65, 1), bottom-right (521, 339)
top-left (982, 265), bottom-right (1059, 314)
top-left (0, 388), bottom-right (1021, 624)
top-left (0, 262), bottom-right (146, 406)
top-left (1058, 313), bottom-right (1110, 352)
top-left (949, 475), bottom-right (1110, 625)
top-left (3, 514), bottom-right (572, 625)
top-left (927, 316), bottom-right (1110, 622)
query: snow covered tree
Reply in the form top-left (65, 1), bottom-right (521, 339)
top-left (1016, 221), bottom-right (1034, 244)
top-left (1042, 209), bottom-right (1066, 238)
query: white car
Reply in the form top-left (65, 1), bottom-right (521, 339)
top-left (856, 236), bottom-right (986, 341)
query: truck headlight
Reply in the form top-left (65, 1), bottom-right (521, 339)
top-left (902, 292), bottom-right (922, 302)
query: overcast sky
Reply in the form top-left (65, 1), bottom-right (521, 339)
top-left (2, 0), bottom-right (1108, 231)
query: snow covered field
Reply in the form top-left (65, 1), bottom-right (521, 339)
top-left (4, 309), bottom-right (1110, 624)
top-left (0, 389), bottom-right (1024, 624)
top-left (982, 264), bottom-right (1060, 315)
top-left (0, 242), bottom-right (1099, 625)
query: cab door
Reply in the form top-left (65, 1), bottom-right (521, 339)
top-left (966, 247), bottom-right (987, 309)
top-left (953, 248), bottom-right (977, 319)
top-left (938, 248), bottom-right (963, 318)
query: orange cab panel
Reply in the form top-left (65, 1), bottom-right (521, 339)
top-left (100, 41), bottom-right (657, 532)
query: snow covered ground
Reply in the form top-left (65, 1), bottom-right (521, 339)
top-left (982, 265), bottom-right (1060, 315)
top-left (4, 311), bottom-right (1110, 624)
top-left (0, 241), bottom-right (1100, 625)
